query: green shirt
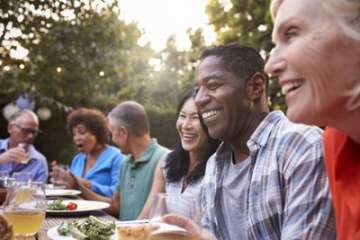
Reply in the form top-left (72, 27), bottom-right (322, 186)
top-left (117, 139), bottom-right (170, 220)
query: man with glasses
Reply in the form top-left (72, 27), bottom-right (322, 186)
top-left (0, 109), bottom-right (48, 182)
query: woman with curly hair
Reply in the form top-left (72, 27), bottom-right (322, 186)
top-left (53, 108), bottom-right (123, 196)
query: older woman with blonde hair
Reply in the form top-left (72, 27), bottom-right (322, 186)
top-left (265, 0), bottom-right (360, 239)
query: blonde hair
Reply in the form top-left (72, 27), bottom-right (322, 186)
top-left (271, 0), bottom-right (360, 40)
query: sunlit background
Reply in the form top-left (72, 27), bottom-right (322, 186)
top-left (120, 0), bottom-right (215, 50)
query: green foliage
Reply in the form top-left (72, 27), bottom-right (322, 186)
top-left (205, 0), bottom-right (285, 111)
top-left (0, 0), bottom-right (156, 163)
top-left (146, 105), bottom-right (177, 149)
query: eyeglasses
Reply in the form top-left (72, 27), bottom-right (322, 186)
top-left (14, 124), bottom-right (41, 136)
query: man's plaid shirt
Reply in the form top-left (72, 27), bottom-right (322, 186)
top-left (200, 111), bottom-right (336, 240)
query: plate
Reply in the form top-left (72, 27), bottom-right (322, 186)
top-left (45, 189), bottom-right (81, 197)
top-left (116, 220), bottom-right (186, 236)
top-left (46, 184), bottom-right (66, 190)
top-left (47, 200), bottom-right (110, 214)
top-left (47, 225), bottom-right (116, 240)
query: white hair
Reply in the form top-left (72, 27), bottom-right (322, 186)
top-left (322, 0), bottom-right (360, 41)
top-left (271, 0), bottom-right (360, 41)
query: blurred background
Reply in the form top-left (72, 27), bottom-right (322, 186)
top-left (0, 0), bottom-right (284, 164)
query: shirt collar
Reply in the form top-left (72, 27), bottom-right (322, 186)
top-left (0, 138), bottom-right (9, 152)
top-left (247, 111), bottom-right (285, 152)
top-left (131, 138), bottom-right (158, 164)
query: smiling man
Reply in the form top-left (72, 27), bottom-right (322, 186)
top-left (0, 110), bottom-right (48, 182)
top-left (193, 43), bottom-right (336, 239)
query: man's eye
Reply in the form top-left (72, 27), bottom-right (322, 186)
top-left (207, 82), bottom-right (220, 90)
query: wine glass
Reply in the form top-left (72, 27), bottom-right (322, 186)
top-left (0, 171), bottom-right (9, 206)
top-left (12, 172), bottom-right (32, 183)
top-left (2, 181), bottom-right (46, 238)
top-left (147, 193), bottom-right (201, 240)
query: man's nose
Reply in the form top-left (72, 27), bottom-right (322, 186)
top-left (194, 87), bottom-right (210, 109)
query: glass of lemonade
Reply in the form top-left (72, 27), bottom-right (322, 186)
top-left (17, 143), bottom-right (30, 164)
top-left (2, 181), bottom-right (46, 237)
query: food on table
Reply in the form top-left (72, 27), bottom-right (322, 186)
top-left (47, 199), bottom-right (78, 210)
top-left (117, 223), bottom-right (149, 240)
top-left (0, 214), bottom-right (13, 240)
top-left (57, 215), bottom-right (115, 240)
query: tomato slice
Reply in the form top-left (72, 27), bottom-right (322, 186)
top-left (66, 202), bottom-right (78, 210)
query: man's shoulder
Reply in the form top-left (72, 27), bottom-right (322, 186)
top-left (271, 112), bottom-right (323, 145)
top-left (30, 146), bottom-right (47, 161)
top-left (153, 144), bottom-right (171, 158)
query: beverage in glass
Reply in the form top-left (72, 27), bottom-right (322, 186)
top-left (2, 181), bottom-right (46, 237)
top-left (17, 143), bottom-right (30, 164)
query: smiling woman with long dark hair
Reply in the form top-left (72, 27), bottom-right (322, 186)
top-left (138, 88), bottom-right (220, 219)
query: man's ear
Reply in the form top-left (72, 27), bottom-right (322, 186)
top-left (247, 72), bottom-right (267, 100)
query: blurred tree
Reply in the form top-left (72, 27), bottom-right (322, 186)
top-left (205, 0), bottom-right (285, 110)
top-left (0, 0), bottom-right (155, 161)
top-left (146, 28), bottom-right (207, 109)
top-left (0, 0), bottom-right (154, 110)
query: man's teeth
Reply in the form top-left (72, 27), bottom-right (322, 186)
top-left (281, 80), bottom-right (303, 95)
top-left (202, 110), bottom-right (218, 119)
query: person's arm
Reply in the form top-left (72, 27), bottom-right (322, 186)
top-left (69, 172), bottom-right (120, 217)
top-left (138, 159), bottom-right (165, 219)
top-left (280, 138), bottom-right (336, 239)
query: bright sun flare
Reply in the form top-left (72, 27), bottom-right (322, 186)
top-left (119, 0), bottom-right (215, 51)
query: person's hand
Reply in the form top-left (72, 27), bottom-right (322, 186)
top-left (162, 214), bottom-right (216, 240)
top-left (0, 147), bottom-right (28, 164)
top-left (63, 171), bottom-right (79, 189)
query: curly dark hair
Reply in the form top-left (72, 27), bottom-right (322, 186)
top-left (67, 108), bottom-right (110, 145)
top-left (165, 88), bottom-right (221, 184)
top-left (201, 43), bottom-right (266, 85)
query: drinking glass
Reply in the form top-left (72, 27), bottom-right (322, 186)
top-left (2, 181), bottom-right (46, 237)
top-left (50, 165), bottom-right (69, 187)
top-left (17, 143), bottom-right (30, 164)
top-left (147, 193), bottom-right (201, 240)
top-left (0, 171), bottom-right (9, 205)
top-left (12, 172), bottom-right (32, 184)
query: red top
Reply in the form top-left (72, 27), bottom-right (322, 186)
top-left (323, 127), bottom-right (360, 240)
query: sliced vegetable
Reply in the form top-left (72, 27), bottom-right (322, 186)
top-left (66, 202), bottom-right (78, 210)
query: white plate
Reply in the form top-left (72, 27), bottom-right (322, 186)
top-left (116, 220), bottom-right (186, 236)
top-left (47, 225), bottom-right (116, 240)
top-left (45, 189), bottom-right (81, 197)
top-left (151, 222), bottom-right (186, 235)
top-left (47, 200), bottom-right (110, 214)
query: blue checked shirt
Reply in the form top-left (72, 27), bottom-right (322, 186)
top-left (200, 111), bottom-right (336, 240)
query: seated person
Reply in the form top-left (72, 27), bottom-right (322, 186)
top-left (53, 108), bottom-right (123, 197)
top-left (138, 89), bottom-right (220, 219)
top-left (0, 110), bottom-right (48, 182)
top-left (71, 101), bottom-right (170, 220)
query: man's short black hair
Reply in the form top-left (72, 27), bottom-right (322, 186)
top-left (201, 43), bottom-right (265, 83)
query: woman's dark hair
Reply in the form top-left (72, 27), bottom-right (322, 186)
top-left (165, 88), bottom-right (221, 184)
top-left (67, 108), bottom-right (110, 145)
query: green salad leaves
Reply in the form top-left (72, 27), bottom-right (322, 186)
top-left (57, 216), bottom-right (115, 240)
